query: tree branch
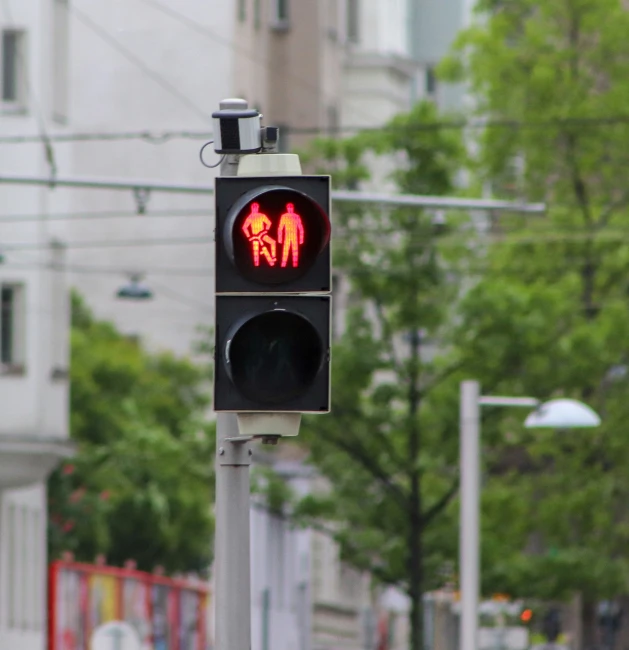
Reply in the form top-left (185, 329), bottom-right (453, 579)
top-left (421, 476), bottom-right (460, 526)
top-left (333, 405), bottom-right (408, 470)
top-left (596, 188), bottom-right (629, 228)
top-left (420, 360), bottom-right (464, 398)
top-left (321, 426), bottom-right (410, 513)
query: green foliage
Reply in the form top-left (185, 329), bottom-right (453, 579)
top-left (294, 101), bottom-right (469, 604)
top-left (438, 0), bottom-right (629, 602)
top-left (296, 0), bottom-right (629, 622)
top-left (48, 293), bottom-right (215, 574)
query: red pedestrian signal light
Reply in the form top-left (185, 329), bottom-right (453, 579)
top-left (278, 203), bottom-right (305, 268)
top-left (230, 189), bottom-right (328, 284)
top-left (216, 177), bottom-right (331, 293)
top-left (241, 202), bottom-right (277, 267)
top-left (240, 201), bottom-right (307, 269)
top-left (521, 609), bottom-right (533, 623)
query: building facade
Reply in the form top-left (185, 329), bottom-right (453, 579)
top-left (233, 0), bottom-right (346, 154)
top-left (342, 0), bottom-right (418, 131)
top-left (0, 1), bottom-right (73, 649)
top-left (1, 3), bottom-right (425, 650)
top-left (61, 0), bottom-right (235, 357)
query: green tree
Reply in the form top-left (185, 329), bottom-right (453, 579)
top-left (293, 101), bottom-right (469, 650)
top-left (48, 293), bottom-right (215, 574)
top-left (439, 0), bottom-right (629, 637)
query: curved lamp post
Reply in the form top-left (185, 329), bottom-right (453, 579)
top-left (459, 381), bottom-right (601, 650)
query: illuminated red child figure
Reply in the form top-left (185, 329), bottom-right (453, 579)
top-left (278, 203), bottom-right (305, 268)
top-left (241, 202), bottom-right (277, 267)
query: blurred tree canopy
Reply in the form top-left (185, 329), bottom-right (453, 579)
top-left (439, 0), bottom-right (629, 611)
top-left (48, 293), bottom-right (215, 574)
top-left (293, 100), bottom-right (470, 650)
top-left (285, 3), bottom-right (629, 641)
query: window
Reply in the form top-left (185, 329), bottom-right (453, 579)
top-left (52, 0), bottom-right (69, 121)
top-left (277, 0), bottom-right (289, 20)
top-left (254, 0), bottom-right (261, 28)
top-left (1, 30), bottom-right (24, 105)
top-left (426, 66), bottom-right (437, 95)
top-left (238, 0), bottom-right (246, 22)
top-left (1, 284), bottom-right (25, 370)
top-left (347, 0), bottom-right (359, 43)
top-left (272, 0), bottom-right (289, 27)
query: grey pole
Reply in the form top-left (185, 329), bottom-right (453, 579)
top-left (460, 380), bottom-right (480, 650)
top-left (214, 99), bottom-right (252, 650)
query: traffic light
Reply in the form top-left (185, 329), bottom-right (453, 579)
top-left (520, 609), bottom-right (533, 624)
top-left (214, 175), bottom-right (331, 413)
top-left (215, 176), bottom-right (331, 293)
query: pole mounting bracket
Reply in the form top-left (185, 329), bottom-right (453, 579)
top-left (218, 439), bottom-right (252, 466)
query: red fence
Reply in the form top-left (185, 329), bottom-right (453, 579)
top-left (48, 560), bottom-right (209, 650)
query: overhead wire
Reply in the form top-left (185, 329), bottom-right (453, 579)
top-left (3, 260), bottom-right (629, 315)
top-left (66, 3), bottom-right (212, 125)
top-left (0, 235), bottom-right (213, 252)
top-left (0, 131), bottom-right (212, 145)
top-left (0, 208), bottom-right (211, 223)
top-left (0, 261), bottom-right (214, 277)
top-left (5, 114), bottom-right (629, 146)
top-left (2, 224), bottom-right (629, 252)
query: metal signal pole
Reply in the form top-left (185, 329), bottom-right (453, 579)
top-left (214, 98), bottom-right (252, 650)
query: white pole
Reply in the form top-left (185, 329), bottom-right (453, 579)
top-left (460, 380), bottom-right (480, 650)
top-left (214, 99), bottom-right (252, 650)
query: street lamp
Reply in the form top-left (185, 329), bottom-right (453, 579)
top-left (116, 273), bottom-right (153, 300)
top-left (459, 380), bottom-right (601, 650)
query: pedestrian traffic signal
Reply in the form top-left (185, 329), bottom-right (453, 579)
top-left (214, 295), bottom-right (330, 411)
top-left (214, 173), bottom-right (331, 414)
top-left (215, 176), bottom-right (331, 293)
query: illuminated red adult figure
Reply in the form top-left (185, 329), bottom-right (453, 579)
top-left (278, 203), bottom-right (305, 268)
top-left (241, 202), bottom-right (277, 267)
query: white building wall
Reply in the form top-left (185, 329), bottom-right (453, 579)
top-left (55, 0), bottom-right (235, 357)
top-left (0, 2), bottom-right (74, 650)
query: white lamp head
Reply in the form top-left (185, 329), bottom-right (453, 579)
top-left (524, 398), bottom-right (601, 428)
